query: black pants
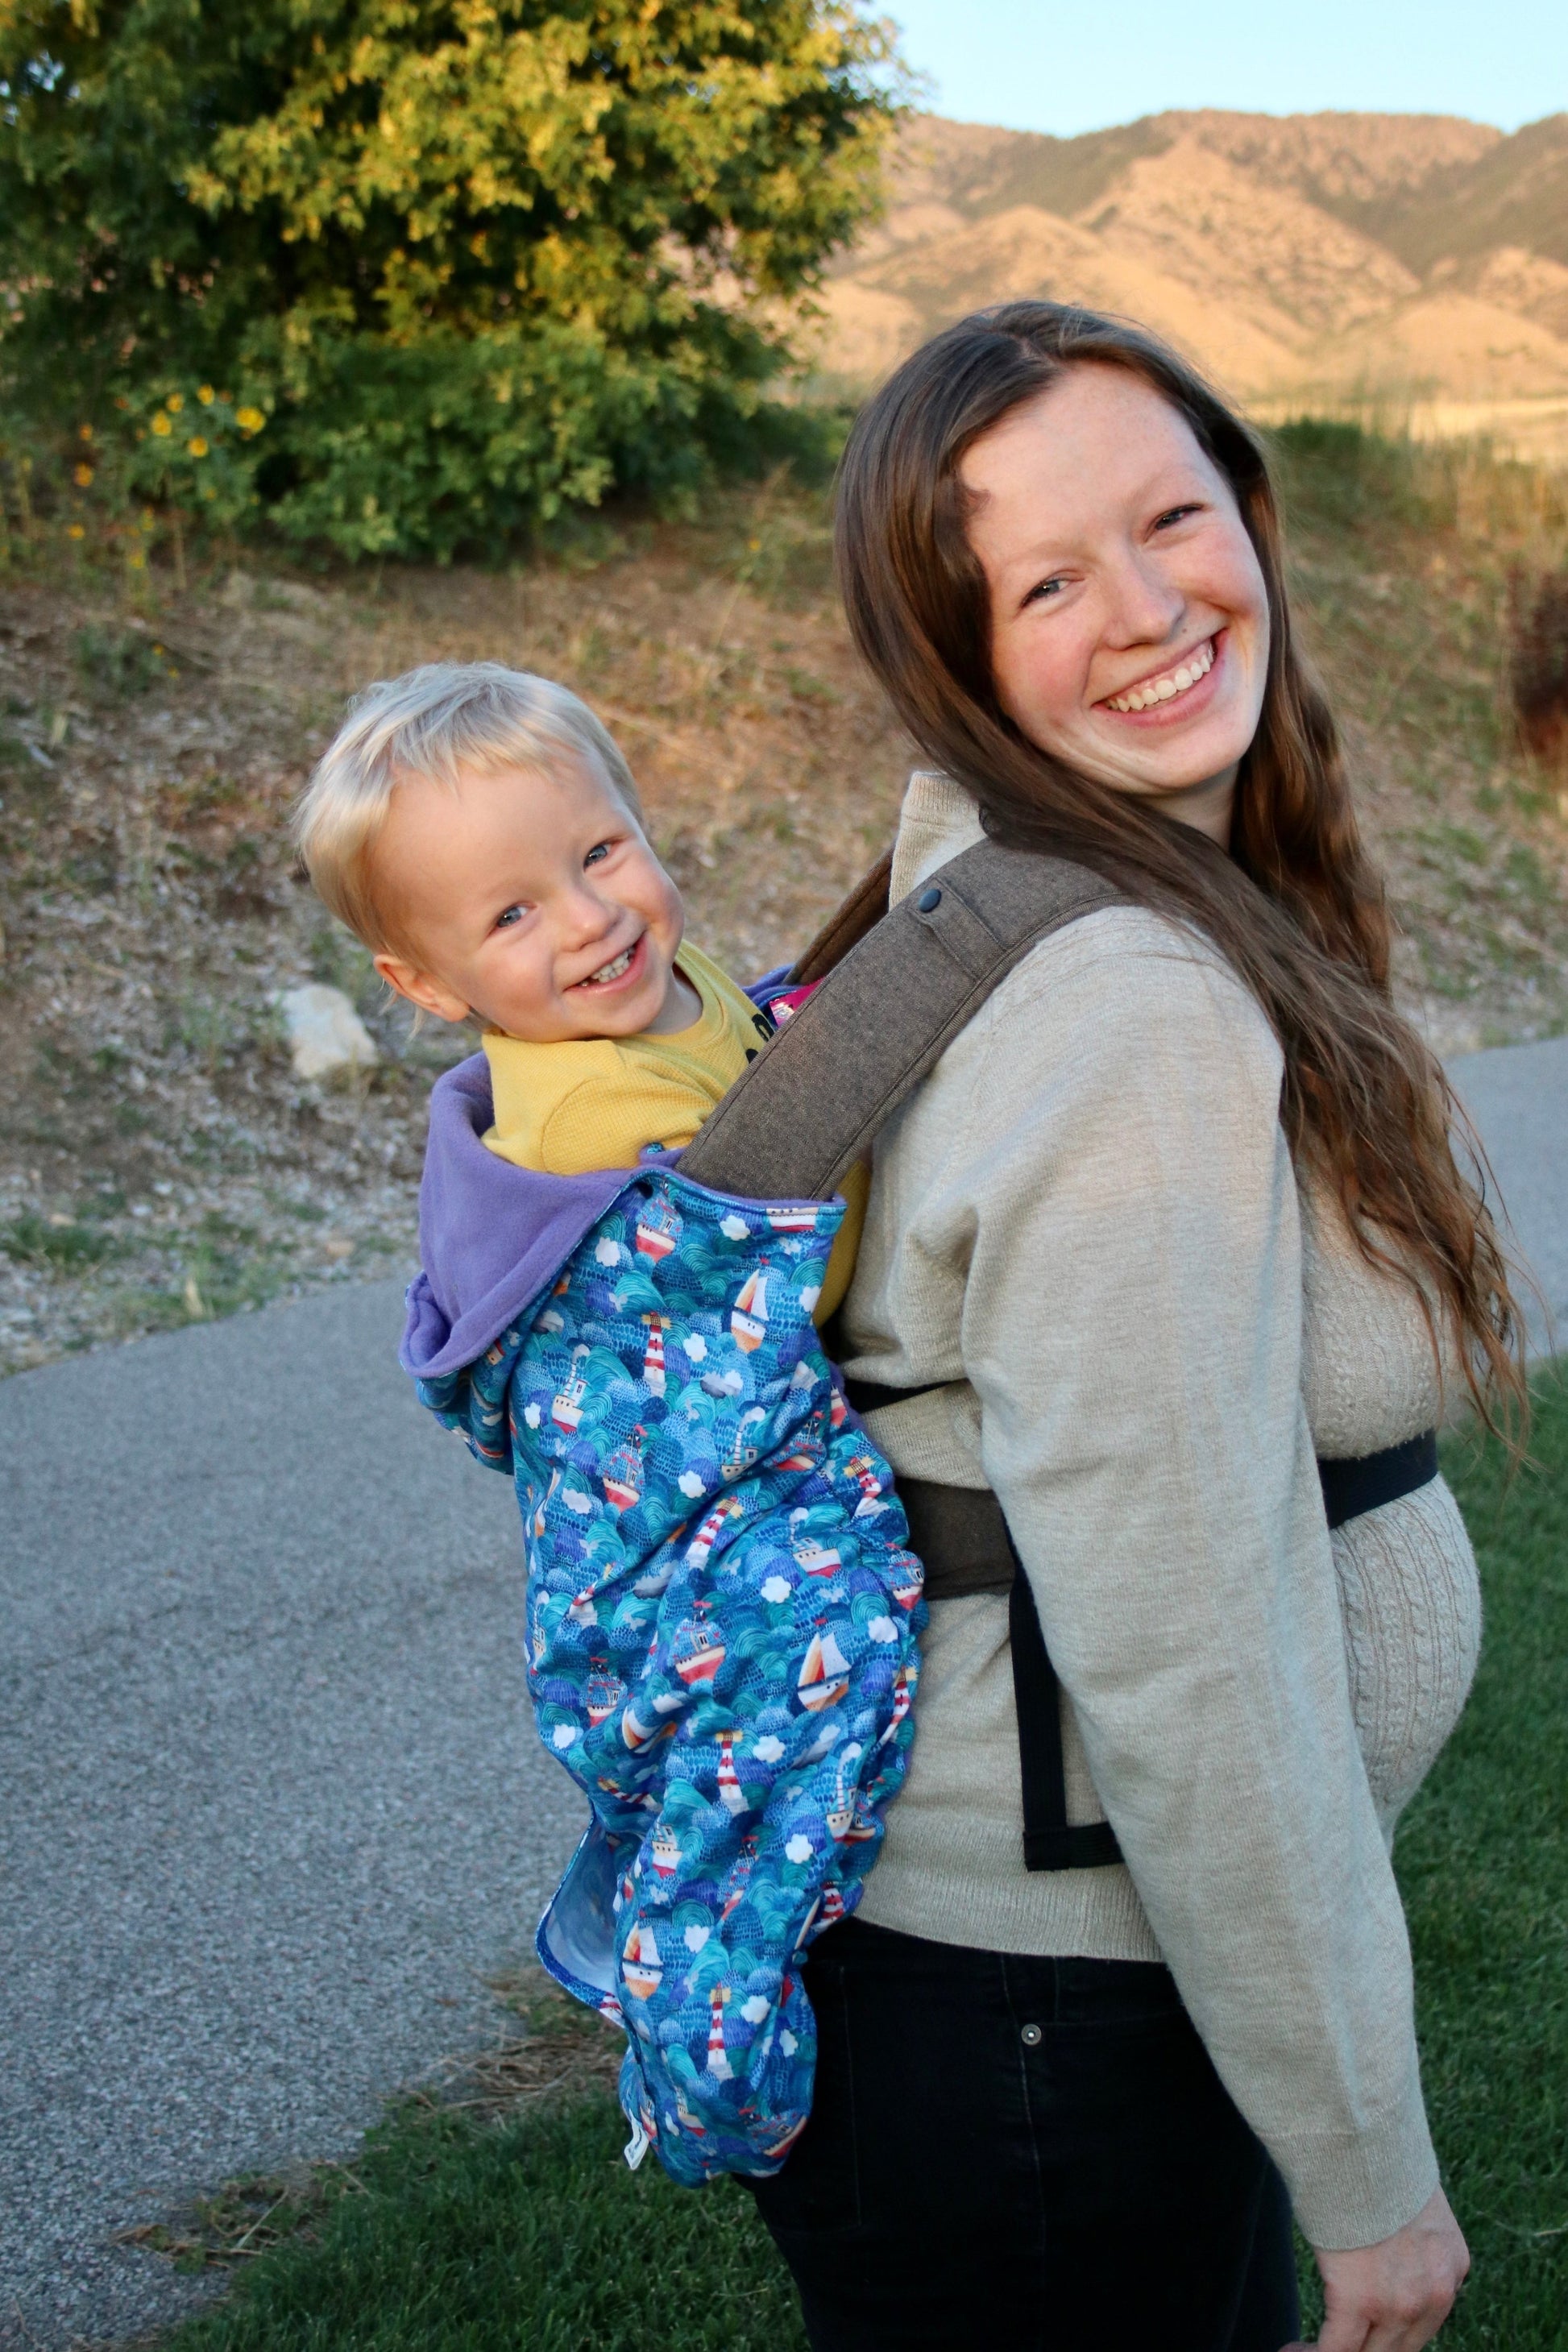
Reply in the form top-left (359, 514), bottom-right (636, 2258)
top-left (750, 1917), bottom-right (1300, 2352)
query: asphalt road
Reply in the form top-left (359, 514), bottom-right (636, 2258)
top-left (1, 1035), bottom-right (1562, 2350)
top-left (0, 1281), bottom-right (585, 2350)
top-left (1449, 1033), bottom-right (1568, 1355)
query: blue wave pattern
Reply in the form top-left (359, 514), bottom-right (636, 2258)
top-left (415, 1170), bottom-right (925, 2184)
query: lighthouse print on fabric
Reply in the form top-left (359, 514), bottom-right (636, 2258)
top-left (417, 1168), bottom-right (925, 2187)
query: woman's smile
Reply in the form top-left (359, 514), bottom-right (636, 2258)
top-left (1099, 630), bottom-right (1219, 719)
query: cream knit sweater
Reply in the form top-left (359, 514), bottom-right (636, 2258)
top-left (840, 772), bottom-right (1482, 2251)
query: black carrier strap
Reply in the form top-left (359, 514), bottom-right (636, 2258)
top-left (844, 1376), bottom-right (1121, 1865)
top-left (1319, 1432), bottom-right (1438, 1529)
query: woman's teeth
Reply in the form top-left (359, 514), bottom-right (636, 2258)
top-left (1105, 638), bottom-right (1215, 713)
top-left (583, 945), bottom-right (635, 985)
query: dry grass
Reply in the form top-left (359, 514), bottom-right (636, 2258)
top-left (1271, 425), bottom-right (1568, 1050)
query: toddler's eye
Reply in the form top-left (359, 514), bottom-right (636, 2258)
top-left (583, 839), bottom-right (616, 869)
top-left (494, 903), bottom-right (525, 930)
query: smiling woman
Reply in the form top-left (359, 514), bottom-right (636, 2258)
top-left (739, 305), bottom-right (1529, 2352)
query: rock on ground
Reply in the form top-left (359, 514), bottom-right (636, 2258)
top-left (276, 982), bottom-right (380, 1082)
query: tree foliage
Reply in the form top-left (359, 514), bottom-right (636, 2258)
top-left (0, 2), bottom-right (896, 556)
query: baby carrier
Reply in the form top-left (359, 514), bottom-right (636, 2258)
top-left (415, 833), bottom-right (1441, 2184)
top-left (699, 832), bottom-right (1441, 1873)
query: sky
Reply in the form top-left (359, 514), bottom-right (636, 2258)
top-left (885, 0), bottom-right (1568, 139)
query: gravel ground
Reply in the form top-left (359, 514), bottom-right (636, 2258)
top-left (0, 1278), bottom-right (586, 2352)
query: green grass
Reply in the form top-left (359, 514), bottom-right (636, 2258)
top-left (0, 1209), bottom-right (122, 1269)
top-left (160, 2098), bottom-right (809, 2352)
top-left (155, 1371), bottom-right (1568, 2351)
top-left (1384, 1367), bottom-right (1568, 2346)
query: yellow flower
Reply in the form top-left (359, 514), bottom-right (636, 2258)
top-left (128, 551), bottom-right (147, 570)
top-left (66, 524), bottom-right (85, 540)
top-left (188, 437), bottom-right (209, 458)
top-left (235, 406), bottom-right (266, 433)
top-left (197, 385), bottom-right (215, 405)
top-left (73, 463), bottom-right (94, 487)
top-left (166, 392), bottom-right (184, 413)
top-left (78, 423), bottom-right (93, 442)
top-left (151, 413), bottom-right (173, 438)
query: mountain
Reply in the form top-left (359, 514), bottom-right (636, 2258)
top-left (814, 110), bottom-right (1568, 454)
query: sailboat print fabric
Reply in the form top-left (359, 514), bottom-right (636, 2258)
top-left (415, 1167), bottom-right (926, 2185)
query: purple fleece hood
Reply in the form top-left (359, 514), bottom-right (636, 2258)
top-left (399, 1055), bottom-right (645, 1383)
top-left (398, 973), bottom-right (796, 1384)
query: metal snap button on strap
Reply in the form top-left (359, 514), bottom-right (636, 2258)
top-left (916, 886), bottom-right (943, 912)
top-left (1020, 2022), bottom-right (1043, 2048)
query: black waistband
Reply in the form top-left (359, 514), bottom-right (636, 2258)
top-left (843, 1379), bottom-right (1439, 1545)
top-left (1317, 1430), bottom-right (1438, 1529)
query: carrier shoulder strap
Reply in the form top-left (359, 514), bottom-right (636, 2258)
top-left (680, 835), bottom-right (1124, 1201)
top-left (681, 832), bottom-right (1130, 1879)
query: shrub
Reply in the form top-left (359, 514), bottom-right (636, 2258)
top-left (0, 2), bottom-right (898, 561)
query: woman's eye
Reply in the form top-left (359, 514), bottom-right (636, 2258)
top-left (1023, 576), bottom-right (1067, 608)
top-left (1152, 504), bottom-right (1202, 531)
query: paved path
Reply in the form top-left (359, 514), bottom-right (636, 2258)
top-left (1, 1037), bottom-right (1562, 2350)
top-left (1, 1283), bottom-right (584, 2350)
top-left (1449, 1035), bottom-right (1568, 1354)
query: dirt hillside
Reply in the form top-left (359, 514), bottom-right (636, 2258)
top-left (815, 109), bottom-right (1568, 455)
top-left (2, 433), bottom-right (1565, 1376)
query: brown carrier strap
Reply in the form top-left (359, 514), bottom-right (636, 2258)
top-left (681, 833), bottom-right (1129, 1877)
top-left (680, 834), bottom-right (1122, 1202)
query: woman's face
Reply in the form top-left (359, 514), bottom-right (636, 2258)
top-left (959, 363), bottom-right (1271, 844)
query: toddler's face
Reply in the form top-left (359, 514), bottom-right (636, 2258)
top-left (371, 757), bottom-right (689, 1042)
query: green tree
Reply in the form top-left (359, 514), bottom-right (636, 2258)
top-left (0, 2), bottom-right (897, 557)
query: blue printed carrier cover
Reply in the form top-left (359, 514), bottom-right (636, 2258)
top-left (416, 1168), bottom-right (926, 2185)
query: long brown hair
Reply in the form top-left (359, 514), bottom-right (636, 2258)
top-left (836, 301), bottom-right (1524, 1426)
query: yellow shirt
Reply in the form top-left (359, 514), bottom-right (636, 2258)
top-left (483, 943), bottom-right (865, 1320)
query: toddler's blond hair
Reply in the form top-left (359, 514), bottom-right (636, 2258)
top-left (294, 662), bottom-right (644, 953)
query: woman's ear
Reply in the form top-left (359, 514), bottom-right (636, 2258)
top-left (372, 952), bottom-right (472, 1024)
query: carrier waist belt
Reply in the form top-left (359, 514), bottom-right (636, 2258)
top-left (843, 1378), bottom-right (1439, 1878)
top-left (845, 1381), bottom-right (1440, 1601)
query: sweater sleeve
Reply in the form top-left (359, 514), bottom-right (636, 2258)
top-left (958, 914), bottom-right (1438, 2250)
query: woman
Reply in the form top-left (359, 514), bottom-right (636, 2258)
top-left (749, 305), bottom-right (1523, 2352)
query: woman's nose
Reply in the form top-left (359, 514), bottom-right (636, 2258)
top-left (1100, 549), bottom-right (1185, 649)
